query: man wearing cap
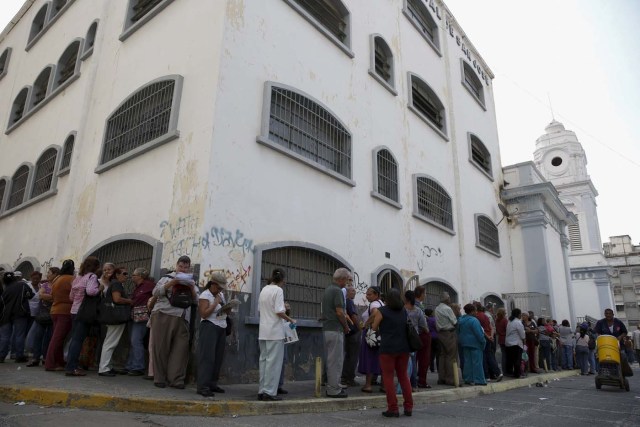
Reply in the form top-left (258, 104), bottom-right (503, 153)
top-left (594, 308), bottom-right (631, 375)
top-left (196, 272), bottom-right (229, 397)
top-left (150, 255), bottom-right (198, 389)
top-left (435, 292), bottom-right (458, 386)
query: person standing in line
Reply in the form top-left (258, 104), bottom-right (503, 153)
top-left (435, 292), bottom-right (458, 386)
top-left (521, 312), bottom-right (539, 374)
top-left (27, 268), bottom-right (56, 367)
top-left (358, 286), bottom-right (383, 393)
top-left (457, 304), bottom-right (486, 386)
top-left (0, 272), bottom-right (34, 363)
top-left (258, 268), bottom-right (294, 401)
top-left (476, 304), bottom-right (502, 382)
top-left (632, 325), bottom-right (640, 365)
top-left (322, 268), bottom-right (351, 398)
top-left (505, 308), bottom-right (525, 378)
top-left (425, 308), bottom-right (439, 373)
top-left (44, 260), bottom-right (74, 371)
top-left (125, 268), bottom-right (155, 376)
top-left (404, 290), bottom-right (428, 391)
top-left (340, 285), bottom-right (361, 388)
top-left (278, 302), bottom-right (292, 395)
top-left (495, 307), bottom-right (508, 373)
top-left (413, 285), bottom-right (432, 389)
top-left (574, 323), bottom-right (591, 375)
top-left (558, 320), bottom-right (574, 370)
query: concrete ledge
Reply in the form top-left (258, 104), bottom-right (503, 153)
top-left (0, 370), bottom-right (578, 417)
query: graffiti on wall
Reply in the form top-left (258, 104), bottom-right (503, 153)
top-left (417, 245), bottom-right (443, 271)
top-left (40, 258), bottom-right (54, 271)
top-left (352, 270), bottom-right (369, 306)
top-left (199, 247), bottom-right (252, 292)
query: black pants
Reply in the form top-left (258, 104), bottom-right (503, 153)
top-left (505, 345), bottom-right (522, 378)
top-left (197, 320), bottom-right (226, 392)
top-left (341, 331), bottom-right (361, 382)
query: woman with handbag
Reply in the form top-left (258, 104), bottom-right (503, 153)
top-left (45, 260), bottom-right (74, 371)
top-left (0, 271), bottom-right (35, 363)
top-left (371, 288), bottom-right (413, 418)
top-left (125, 267), bottom-right (155, 376)
top-left (358, 286), bottom-right (383, 393)
top-left (65, 256), bottom-right (101, 376)
top-left (98, 267), bottom-right (133, 376)
top-left (26, 268), bottom-right (58, 366)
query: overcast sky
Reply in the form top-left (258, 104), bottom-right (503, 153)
top-left (1, 0), bottom-right (639, 244)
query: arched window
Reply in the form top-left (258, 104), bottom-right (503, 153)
top-left (369, 35), bottom-right (396, 94)
top-left (0, 178), bottom-right (7, 212)
top-left (372, 147), bottom-right (400, 205)
top-left (31, 148), bottom-right (59, 198)
top-left (9, 87), bottom-right (29, 126)
top-left (90, 239), bottom-right (154, 280)
top-left (99, 76), bottom-right (182, 169)
top-left (8, 165), bottom-right (30, 209)
top-left (0, 48), bottom-right (11, 79)
top-left (121, 0), bottom-right (176, 41)
top-left (409, 73), bottom-right (447, 138)
top-left (476, 214), bottom-right (500, 255)
top-left (377, 268), bottom-right (403, 298)
top-left (50, 0), bottom-right (68, 20)
top-left (285, 0), bottom-right (352, 55)
top-left (60, 133), bottom-right (75, 171)
top-left (259, 82), bottom-right (352, 183)
top-left (31, 66), bottom-right (53, 109)
top-left (259, 245), bottom-right (347, 320)
top-left (82, 20), bottom-right (98, 59)
top-left (484, 294), bottom-right (504, 309)
top-left (462, 60), bottom-right (484, 106)
top-left (54, 40), bottom-right (81, 89)
top-left (413, 175), bottom-right (453, 232)
top-left (15, 261), bottom-right (36, 278)
top-left (423, 280), bottom-right (458, 309)
top-left (28, 3), bottom-right (49, 44)
top-left (404, 0), bottom-right (439, 53)
top-left (469, 134), bottom-right (492, 178)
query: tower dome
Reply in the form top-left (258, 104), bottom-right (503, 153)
top-left (544, 120), bottom-right (565, 134)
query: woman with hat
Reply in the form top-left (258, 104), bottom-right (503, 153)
top-left (196, 272), bottom-right (229, 397)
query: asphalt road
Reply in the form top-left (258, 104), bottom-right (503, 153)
top-left (1, 371), bottom-right (638, 426)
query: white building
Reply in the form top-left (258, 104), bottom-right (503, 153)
top-left (604, 235), bottom-right (640, 327)
top-left (0, 0), bottom-right (575, 380)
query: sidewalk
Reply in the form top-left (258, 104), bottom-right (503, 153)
top-left (0, 362), bottom-right (578, 417)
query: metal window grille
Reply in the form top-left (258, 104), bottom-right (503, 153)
top-left (423, 281), bottom-right (458, 310)
top-left (374, 38), bottom-right (392, 83)
top-left (269, 86), bottom-right (352, 178)
top-left (478, 215), bottom-right (500, 254)
top-left (0, 179), bottom-right (6, 210)
top-left (464, 63), bottom-right (483, 99)
top-left (16, 261), bottom-right (34, 278)
top-left (484, 295), bottom-right (504, 309)
top-left (29, 6), bottom-right (47, 41)
top-left (32, 68), bottom-right (51, 107)
top-left (86, 22), bottom-right (98, 49)
top-left (378, 269), bottom-right (403, 298)
top-left (90, 239), bottom-right (154, 293)
top-left (470, 136), bottom-right (491, 174)
top-left (131, 0), bottom-right (163, 22)
top-left (57, 44), bottom-right (79, 85)
top-left (12, 90), bottom-right (28, 123)
top-left (411, 77), bottom-right (443, 129)
top-left (261, 246), bottom-right (345, 320)
top-left (568, 222), bottom-right (582, 251)
top-left (102, 79), bottom-right (175, 164)
top-left (61, 136), bottom-right (74, 169)
top-left (416, 176), bottom-right (453, 230)
top-left (0, 50), bottom-right (8, 74)
top-left (293, 0), bottom-right (348, 42)
top-left (52, 0), bottom-right (67, 14)
top-left (376, 149), bottom-right (398, 201)
top-left (407, 0), bottom-right (435, 43)
top-left (405, 275), bottom-right (419, 292)
top-left (31, 148), bottom-right (58, 198)
top-left (8, 166), bottom-right (29, 209)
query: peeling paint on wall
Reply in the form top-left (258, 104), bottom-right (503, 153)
top-left (226, 0), bottom-right (245, 30)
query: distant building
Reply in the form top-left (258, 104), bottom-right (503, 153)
top-left (604, 235), bottom-right (640, 327)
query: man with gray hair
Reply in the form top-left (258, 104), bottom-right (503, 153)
top-left (435, 292), bottom-right (458, 386)
top-left (323, 267), bottom-right (351, 398)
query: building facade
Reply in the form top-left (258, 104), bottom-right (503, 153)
top-left (604, 235), bottom-right (640, 327)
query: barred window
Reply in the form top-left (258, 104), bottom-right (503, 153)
top-left (462, 60), bottom-right (484, 105)
top-left (476, 214), bottom-right (500, 255)
top-left (54, 40), bottom-right (80, 88)
top-left (378, 268), bottom-right (403, 298)
top-left (31, 148), bottom-right (58, 198)
top-left (61, 134), bottom-right (75, 170)
top-left (469, 134), bottom-right (492, 177)
top-left (121, 0), bottom-right (175, 41)
top-left (8, 166), bottom-right (30, 210)
top-left (409, 74), bottom-right (447, 136)
top-left (15, 261), bottom-right (35, 278)
top-left (100, 77), bottom-right (181, 167)
top-left (414, 175), bottom-right (453, 231)
top-left (368, 35), bottom-right (395, 93)
top-left (90, 239), bottom-right (153, 280)
top-left (0, 48), bottom-right (11, 79)
top-left (261, 83), bottom-right (352, 181)
top-left (285, 0), bottom-right (351, 53)
top-left (31, 67), bottom-right (53, 109)
top-left (374, 148), bottom-right (399, 203)
top-left (423, 280), bottom-right (458, 309)
top-left (404, 0), bottom-right (439, 53)
top-left (51, 0), bottom-right (68, 19)
top-left (28, 4), bottom-right (49, 44)
top-left (82, 20), bottom-right (98, 58)
top-left (0, 179), bottom-right (6, 211)
top-left (9, 88), bottom-right (29, 126)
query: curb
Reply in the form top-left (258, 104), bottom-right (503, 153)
top-left (0, 370), bottom-right (578, 417)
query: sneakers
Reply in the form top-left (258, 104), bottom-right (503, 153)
top-left (98, 371), bottom-right (116, 377)
top-left (258, 393), bottom-right (282, 401)
top-left (496, 374), bottom-right (503, 382)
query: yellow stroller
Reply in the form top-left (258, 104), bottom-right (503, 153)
top-left (595, 335), bottom-right (630, 391)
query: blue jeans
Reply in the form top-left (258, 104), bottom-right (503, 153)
top-left (539, 340), bottom-right (552, 371)
top-left (409, 351), bottom-right (418, 387)
top-left (561, 344), bottom-right (574, 369)
top-left (0, 317), bottom-right (29, 359)
top-left (65, 315), bottom-right (91, 372)
top-left (30, 321), bottom-right (53, 361)
top-left (126, 321), bottom-right (148, 372)
top-left (576, 346), bottom-right (589, 374)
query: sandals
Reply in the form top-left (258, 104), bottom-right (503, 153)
top-left (26, 360), bottom-right (40, 367)
top-left (65, 369), bottom-right (86, 377)
top-left (361, 387), bottom-right (373, 393)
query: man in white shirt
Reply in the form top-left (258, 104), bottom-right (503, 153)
top-left (632, 325), bottom-right (640, 365)
top-left (435, 292), bottom-right (458, 386)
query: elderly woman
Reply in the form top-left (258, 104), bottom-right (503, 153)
top-left (404, 290), bottom-right (429, 391)
top-left (45, 260), bottom-right (74, 371)
top-left (196, 273), bottom-right (229, 397)
top-left (27, 267), bottom-right (59, 367)
top-left (371, 288), bottom-right (412, 417)
top-left (358, 286), bottom-right (384, 393)
top-left (505, 308), bottom-right (526, 378)
top-left (457, 304), bottom-right (486, 386)
top-left (125, 267), bottom-right (155, 376)
top-left (0, 271), bottom-right (34, 363)
top-left (98, 267), bottom-right (133, 376)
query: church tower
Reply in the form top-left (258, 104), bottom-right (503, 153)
top-left (533, 120), bottom-right (612, 319)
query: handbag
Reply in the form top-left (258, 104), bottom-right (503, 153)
top-left (35, 300), bottom-right (53, 325)
top-left (365, 327), bottom-right (381, 348)
top-left (76, 291), bottom-right (101, 323)
top-left (406, 313), bottom-right (423, 352)
top-left (132, 305), bottom-right (150, 323)
top-left (98, 287), bottom-right (131, 325)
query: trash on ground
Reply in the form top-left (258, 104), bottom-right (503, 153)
top-left (539, 397), bottom-right (548, 400)
top-left (14, 402), bottom-right (25, 406)
top-left (488, 408), bottom-right (494, 411)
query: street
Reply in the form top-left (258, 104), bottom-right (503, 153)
top-left (1, 371), bottom-right (638, 427)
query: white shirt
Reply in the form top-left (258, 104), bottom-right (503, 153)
top-left (435, 303), bottom-right (457, 331)
top-left (26, 282), bottom-right (40, 316)
top-left (258, 284), bottom-right (286, 340)
top-left (506, 318), bottom-right (526, 348)
top-left (199, 289), bottom-right (227, 328)
top-left (632, 329), bottom-right (640, 350)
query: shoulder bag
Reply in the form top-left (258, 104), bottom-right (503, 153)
top-left (98, 286), bottom-right (131, 325)
top-left (76, 290), bottom-right (101, 323)
top-left (406, 310), bottom-right (423, 352)
top-left (35, 300), bottom-right (53, 325)
top-left (365, 302), bottom-right (381, 348)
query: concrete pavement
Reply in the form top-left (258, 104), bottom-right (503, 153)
top-left (0, 362), bottom-right (579, 417)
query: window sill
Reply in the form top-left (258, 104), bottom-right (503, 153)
top-left (25, 0), bottom-right (77, 52)
top-left (119, 0), bottom-right (176, 42)
top-left (412, 212), bottom-right (455, 235)
top-left (5, 73), bottom-right (80, 135)
top-left (0, 189), bottom-right (57, 219)
top-left (476, 243), bottom-right (501, 258)
top-left (95, 130), bottom-right (180, 174)
top-left (80, 46), bottom-right (93, 61)
top-left (57, 167), bottom-right (70, 177)
top-left (368, 69), bottom-right (397, 96)
top-left (408, 104), bottom-right (449, 142)
top-left (244, 316), bottom-right (322, 328)
top-left (469, 159), bottom-right (494, 181)
top-left (371, 191), bottom-right (402, 209)
top-left (257, 135), bottom-right (356, 187)
top-left (402, 9), bottom-right (442, 58)
top-left (462, 82), bottom-right (487, 111)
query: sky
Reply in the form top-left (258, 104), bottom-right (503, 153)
top-left (1, 0), bottom-right (639, 244)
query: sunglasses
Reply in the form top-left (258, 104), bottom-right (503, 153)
top-left (119, 272), bottom-right (129, 276)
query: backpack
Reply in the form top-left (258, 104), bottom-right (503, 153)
top-left (165, 275), bottom-right (194, 309)
top-left (587, 331), bottom-right (596, 350)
